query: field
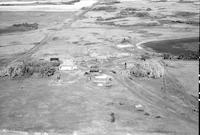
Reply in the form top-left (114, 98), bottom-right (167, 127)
top-left (0, 11), bottom-right (74, 29)
top-left (0, 0), bottom-right (199, 135)
top-left (141, 37), bottom-right (199, 58)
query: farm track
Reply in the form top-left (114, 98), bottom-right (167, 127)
top-left (160, 60), bottom-right (198, 122)
top-left (104, 59), bottom-right (198, 126)
top-left (8, 0), bottom-right (100, 66)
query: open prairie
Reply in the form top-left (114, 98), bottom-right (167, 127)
top-left (0, 0), bottom-right (199, 135)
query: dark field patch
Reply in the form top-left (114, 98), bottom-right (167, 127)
top-left (92, 6), bottom-right (117, 12)
top-left (0, 23), bottom-right (38, 34)
top-left (142, 37), bottom-right (199, 56)
top-left (159, 19), bottom-right (199, 26)
top-left (174, 11), bottom-right (199, 17)
top-left (0, 58), bottom-right (9, 66)
top-left (0, 11), bottom-right (73, 29)
top-left (61, 0), bottom-right (80, 5)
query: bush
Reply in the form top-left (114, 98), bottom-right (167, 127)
top-left (92, 6), bottom-right (117, 12)
top-left (130, 60), bottom-right (164, 78)
top-left (119, 8), bottom-right (137, 16)
top-left (177, 52), bottom-right (199, 60)
top-left (163, 53), bottom-right (171, 59)
top-left (135, 12), bottom-right (150, 18)
top-left (1, 60), bottom-right (60, 79)
top-left (6, 62), bottom-right (32, 78)
top-left (140, 55), bottom-right (150, 61)
top-left (12, 23), bottom-right (38, 29)
top-left (163, 52), bottom-right (199, 60)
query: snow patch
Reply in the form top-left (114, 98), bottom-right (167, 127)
top-left (0, 0), bottom-right (97, 12)
top-left (117, 43), bottom-right (133, 48)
